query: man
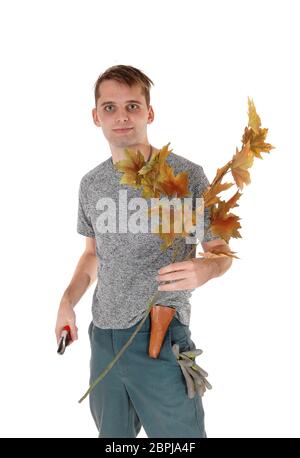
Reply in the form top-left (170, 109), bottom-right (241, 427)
top-left (55, 65), bottom-right (232, 438)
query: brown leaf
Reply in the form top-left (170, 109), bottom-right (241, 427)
top-left (139, 142), bottom-right (192, 198)
top-left (140, 174), bottom-right (162, 198)
top-left (115, 148), bottom-right (146, 187)
top-left (197, 250), bottom-right (239, 259)
top-left (242, 126), bottom-right (275, 159)
top-left (138, 143), bottom-right (172, 176)
top-left (203, 182), bottom-right (234, 207)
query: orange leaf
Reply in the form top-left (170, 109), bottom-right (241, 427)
top-left (210, 206), bottom-right (242, 243)
top-left (159, 166), bottom-right (191, 198)
top-left (203, 182), bottom-right (234, 207)
top-left (209, 161), bottom-right (232, 189)
top-left (221, 191), bottom-right (242, 214)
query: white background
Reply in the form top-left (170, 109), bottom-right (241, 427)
top-left (0, 0), bottom-right (299, 438)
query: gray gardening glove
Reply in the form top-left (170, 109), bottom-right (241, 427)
top-left (172, 344), bottom-right (212, 399)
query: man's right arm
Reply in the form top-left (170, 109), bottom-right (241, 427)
top-left (55, 236), bottom-right (98, 345)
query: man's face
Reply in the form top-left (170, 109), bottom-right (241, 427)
top-left (92, 80), bottom-right (154, 148)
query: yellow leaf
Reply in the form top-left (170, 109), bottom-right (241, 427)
top-left (248, 97), bottom-right (261, 134)
top-left (231, 142), bottom-right (254, 190)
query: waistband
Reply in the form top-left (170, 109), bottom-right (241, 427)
top-left (112, 312), bottom-right (187, 333)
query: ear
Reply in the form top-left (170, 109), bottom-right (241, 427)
top-left (147, 105), bottom-right (154, 124)
top-left (92, 107), bottom-right (101, 127)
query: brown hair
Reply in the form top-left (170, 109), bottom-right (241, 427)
top-left (94, 65), bottom-right (154, 108)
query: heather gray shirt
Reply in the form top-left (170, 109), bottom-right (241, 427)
top-left (77, 151), bottom-right (221, 329)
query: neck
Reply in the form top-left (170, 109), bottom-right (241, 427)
top-left (110, 142), bottom-right (155, 164)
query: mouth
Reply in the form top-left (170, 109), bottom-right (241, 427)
top-left (113, 127), bottom-right (134, 133)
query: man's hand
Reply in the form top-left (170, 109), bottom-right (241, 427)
top-left (156, 240), bottom-right (233, 291)
top-left (55, 302), bottom-right (78, 345)
top-left (156, 258), bottom-right (213, 291)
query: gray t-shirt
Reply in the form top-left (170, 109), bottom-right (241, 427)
top-left (77, 151), bottom-right (221, 329)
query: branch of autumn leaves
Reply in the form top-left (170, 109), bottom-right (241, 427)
top-left (114, 96), bottom-right (274, 260)
top-left (78, 98), bottom-right (275, 403)
top-left (198, 97), bottom-right (275, 259)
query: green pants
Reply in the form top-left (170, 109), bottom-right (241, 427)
top-left (88, 314), bottom-right (207, 438)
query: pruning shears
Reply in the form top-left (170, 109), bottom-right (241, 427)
top-left (57, 325), bottom-right (71, 355)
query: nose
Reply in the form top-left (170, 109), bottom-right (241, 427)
top-left (115, 107), bottom-right (129, 124)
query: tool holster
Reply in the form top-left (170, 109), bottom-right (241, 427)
top-left (148, 304), bottom-right (176, 358)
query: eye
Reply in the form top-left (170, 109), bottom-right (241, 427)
top-left (104, 105), bottom-right (114, 112)
top-left (128, 104), bottom-right (138, 110)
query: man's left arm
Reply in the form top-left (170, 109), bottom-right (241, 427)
top-left (156, 239), bottom-right (233, 291)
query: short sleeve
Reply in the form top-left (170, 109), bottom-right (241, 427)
top-left (77, 179), bottom-right (95, 237)
top-left (191, 165), bottom-right (222, 244)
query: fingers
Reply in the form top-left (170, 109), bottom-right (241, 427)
top-left (158, 260), bottom-right (192, 275)
top-left (158, 279), bottom-right (195, 291)
top-left (181, 348), bottom-right (203, 358)
top-left (179, 364), bottom-right (196, 399)
top-left (156, 270), bottom-right (188, 282)
top-left (69, 325), bottom-right (78, 343)
top-left (55, 323), bottom-right (78, 345)
top-left (173, 346), bottom-right (212, 398)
